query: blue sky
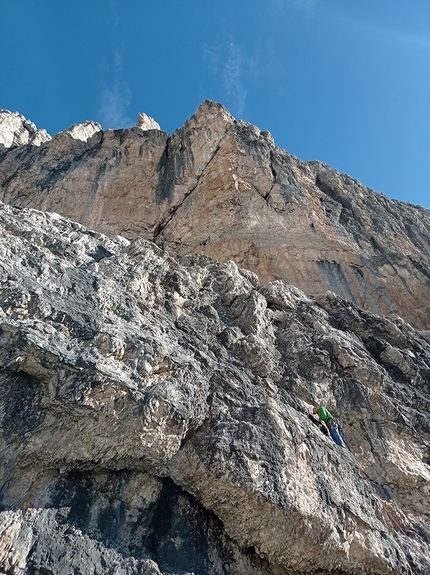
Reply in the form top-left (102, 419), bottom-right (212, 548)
top-left (1, 0), bottom-right (429, 208)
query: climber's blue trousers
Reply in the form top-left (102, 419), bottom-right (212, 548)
top-left (327, 419), bottom-right (346, 448)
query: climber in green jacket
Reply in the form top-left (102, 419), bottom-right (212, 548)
top-left (312, 406), bottom-right (346, 448)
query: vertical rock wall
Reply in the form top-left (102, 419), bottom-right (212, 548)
top-left (0, 102), bottom-right (429, 328)
top-left (0, 203), bottom-right (429, 574)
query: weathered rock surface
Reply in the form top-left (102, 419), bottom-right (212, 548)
top-left (0, 102), bottom-right (429, 330)
top-left (0, 202), bottom-right (429, 575)
top-left (0, 110), bottom-right (51, 148)
top-left (62, 120), bottom-right (102, 142)
top-left (137, 112), bottom-right (161, 131)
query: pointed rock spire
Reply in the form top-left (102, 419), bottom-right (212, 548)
top-left (0, 110), bottom-right (51, 148)
top-left (136, 112), bottom-right (160, 131)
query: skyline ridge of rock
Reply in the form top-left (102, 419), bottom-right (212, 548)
top-left (0, 100), bottom-right (429, 330)
top-left (0, 109), bottom-right (51, 148)
top-left (0, 102), bottom-right (429, 575)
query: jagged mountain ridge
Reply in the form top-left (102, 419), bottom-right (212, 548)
top-left (0, 102), bottom-right (429, 329)
top-left (0, 201), bottom-right (429, 575)
top-left (0, 110), bottom-right (51, 148)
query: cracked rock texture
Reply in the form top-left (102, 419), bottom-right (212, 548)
top-left (0, 110), bottom-right (51, 148)
top-left (137, 112), bottom-right (161, 131)
top-left (62, 120), bottom-right (102, 142)
top-left (0, 102), bottom-right (429, 329)
top-left (0, 202), bottom-right (429, 575)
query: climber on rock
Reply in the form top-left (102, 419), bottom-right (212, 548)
top-left (307, 410), bottom-right (329, 437)
top-left (311, 406), bottom-right (346, 448)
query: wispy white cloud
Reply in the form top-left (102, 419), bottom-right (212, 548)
top-left (113, 49), bottom-right (123, 76)
top-left (223, 40), bottom-right (247, 117)
top-left (99, 49), bottom-right (132, 129)
top-left (100, 82), bottom-right (131, 129)
top-left (98, 2), bottom-right (132, 129)
top-left (108, 0), bottom-right (119, 30)
top-left (203, 38), bottom-right (247, 118)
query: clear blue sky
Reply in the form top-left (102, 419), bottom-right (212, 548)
top-left (1, 0), bottom-right (429, 208)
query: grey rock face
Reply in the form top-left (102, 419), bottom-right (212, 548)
top-left (0, 202), bottom-right (429, 575)
top-left (0, 101), bottom-right (429, 329)
top-left (0, 110), bottom-right (51, 148)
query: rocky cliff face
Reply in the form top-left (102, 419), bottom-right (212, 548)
top-left (0, 202), bottom-right (429, 575)
top-left (0, 102), bottom-right (429, 329)
top-left (0, 110), bottom-right (51, 148)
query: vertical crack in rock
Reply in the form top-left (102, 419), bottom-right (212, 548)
top-left (153, 131), bottom-right (228, 241)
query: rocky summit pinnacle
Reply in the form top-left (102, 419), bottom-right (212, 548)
top-left (136, 112), bottom-right (161, 131)
top-left (0, 102), bottom-right (430, 575)
top-left (0, 101), bottom-right (430, 328)
top-left (0, 110), bottom-right (51, 148)
top-left (0, 101), bottom-right (429, 329)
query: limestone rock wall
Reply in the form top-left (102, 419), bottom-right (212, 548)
top-left (62, 120), bottom-right (102, 142)
top-left (0, 102), bottom-right (429, 328)
top-left (0, 202), bottom-right (429, 575)
top-left (0, 110), bottom-right (51, 148)
top-left (137, 112), bottom-right (161, 131)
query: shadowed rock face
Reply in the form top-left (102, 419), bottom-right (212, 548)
top-left (0, 203), bottom-right (429, 575)
top-left (0, 102), bottom-right (429, 329)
